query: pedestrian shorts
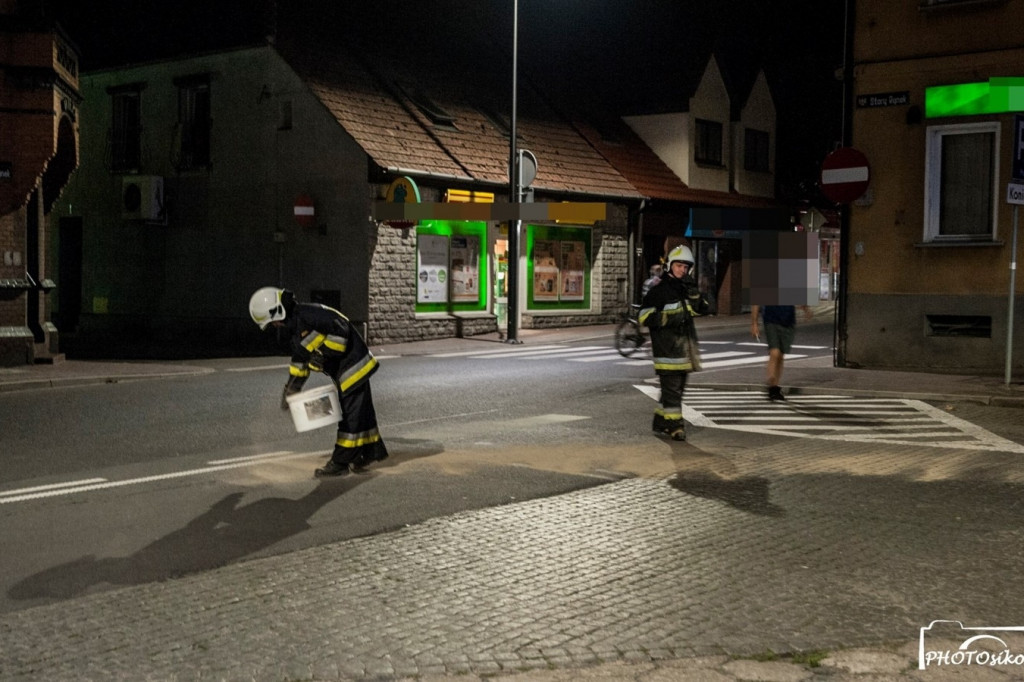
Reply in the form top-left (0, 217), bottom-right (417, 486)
top-left (764, 323), bottom-right (795, 354)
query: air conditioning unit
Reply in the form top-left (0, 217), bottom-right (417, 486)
top-left (122, 175), bottom-right (166, 223)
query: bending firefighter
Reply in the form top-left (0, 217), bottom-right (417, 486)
top-left (638, 245), bottom-right (709, 441)
top-left (249, 287), bottom-right (389, 477)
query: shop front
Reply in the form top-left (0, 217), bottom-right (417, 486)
top-left (368, 211), bottom-right (620, 345)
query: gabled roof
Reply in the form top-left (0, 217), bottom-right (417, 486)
top-left (281, 40), bottom-right (471, 182)
top-left (276, 27), bottom-right (642, 200)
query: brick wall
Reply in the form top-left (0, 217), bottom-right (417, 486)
top-left (0, 208), bottom-right (32, 364)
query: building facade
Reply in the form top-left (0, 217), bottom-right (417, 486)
top-left (46, 22), bottom-right (787, 359)
top-left (51, 42), bottom-right (643, 357)
top-left (845, 0), bottom-right (1024, 373)
top-left (0, 5), bottom-right (80, 366)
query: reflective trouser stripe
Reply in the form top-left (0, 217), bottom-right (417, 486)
top-left (653, 359), bottom-right (693, 372)
top-left (335, 428), bottom-right (381, 449)
top-left (655, 407), bottom-right (682, 421)
top-left (289, 362), bottom-right (310, 378)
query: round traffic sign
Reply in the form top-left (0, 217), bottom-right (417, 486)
top-left (820, 147), bottom-right (870, 204)
top-left (294, 194), bottom-right (315, 227)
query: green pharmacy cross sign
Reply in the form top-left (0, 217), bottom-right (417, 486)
top-left (926, 77), bottom-right (1024, 118)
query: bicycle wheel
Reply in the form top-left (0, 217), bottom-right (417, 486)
top-left (615, 320), bottom-right (642, 357)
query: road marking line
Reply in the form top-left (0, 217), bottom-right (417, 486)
top-left (505, 414), bottom-right (591, 427)
top-left (391, 408), bottom-right (502, 427)
top-left (0, 451), bottom-right (322, 505)
top-left (224, 364), bottom-right (289, 372)
top-left (207, 451), bottom-right (295, 465)
top-left (0, 478), bottom-right (107, 498)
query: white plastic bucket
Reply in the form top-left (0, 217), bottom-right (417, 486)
top-left (286, 383), bottom-right (342, 432)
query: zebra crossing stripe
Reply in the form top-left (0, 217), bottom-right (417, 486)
top-left (430, 344), bottom-right (566, 358)
top-left (632, 387), bottom-right (1024, 453)
top-left (431, 342), bottom-right (817, 368)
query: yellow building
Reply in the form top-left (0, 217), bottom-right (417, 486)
top-left (845, 0), bottom-right (1024, 373)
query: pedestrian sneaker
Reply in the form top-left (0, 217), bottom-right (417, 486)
top-left (768, 386), bottom-right (786, 402)
top-left (314, 460), bottom-right (350, 477)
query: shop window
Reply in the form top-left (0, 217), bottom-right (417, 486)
top-left (744, 128), bottom-right (770, 172)
top-left (924, 122), bottom-right (998, 242)
top-left (526, 224), bottom-right (592, 310)
top-left (415, 221), bottom-right (488, 314)
top-left (278, 99), bottom-right (293, 131)
top-left (920, 0), bottom-right (1005, 7)
top-left (174, 74), bottom-right (212, 170)
top-left (926, 314), bottom-right (991, 338)
top-left (108, 84), bottom-right (143, 172)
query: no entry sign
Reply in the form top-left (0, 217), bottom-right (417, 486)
top-left (820, 147), bottom-right (870, 204)
top-left (294, 194), bottom-right (315, 226)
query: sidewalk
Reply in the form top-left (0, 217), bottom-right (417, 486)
top-left (4, 308), bottom-right (1024, 680)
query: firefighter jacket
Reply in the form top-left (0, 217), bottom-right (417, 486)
top-left (638, 274), bottom-right (709, 374)
top-left (282, 303), bottom-right (378, 397)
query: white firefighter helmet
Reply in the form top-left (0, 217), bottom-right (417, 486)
top-left (666, 245), bottom-right (694, 270)
top-left (249, 287), bottom-right (287, 329)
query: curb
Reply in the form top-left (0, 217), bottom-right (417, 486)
top-left (0, 368), bottom-right (214, 393)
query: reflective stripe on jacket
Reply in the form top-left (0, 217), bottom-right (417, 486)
top-left (639, 274), bottom-right (708, 375)
top-left (285, 303), bottom-right (378, 395)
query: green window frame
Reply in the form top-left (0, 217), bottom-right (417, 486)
top-left (526, 224), bottom-right (592, 310)
top-left (415, 220), bottom-right (489, 314)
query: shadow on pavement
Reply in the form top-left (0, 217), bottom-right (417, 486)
top-left (665, 440), bottom-right (786, 517)
top-left (8, 480), bottom-right (350, 601)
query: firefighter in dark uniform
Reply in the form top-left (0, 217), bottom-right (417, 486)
top-left (249, 287), bottom-right (389, 477)
top-left (638, 245), bottom-right (709, 441)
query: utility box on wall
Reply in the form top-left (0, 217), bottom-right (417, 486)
top-left (122, 175), bottom-right (165, 223)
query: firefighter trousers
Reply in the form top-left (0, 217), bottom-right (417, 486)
top-left (331, 381), bottom-right (389, 466)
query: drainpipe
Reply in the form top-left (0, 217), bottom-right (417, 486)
top-left (835, 0), bottom-right (855, 368)
top-left (631, 199), bottom-right (647, 305)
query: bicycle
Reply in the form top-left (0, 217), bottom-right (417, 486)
top-left (614, 304), bottom-right (647, 357)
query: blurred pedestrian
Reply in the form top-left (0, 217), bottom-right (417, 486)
top-left (750, 304), bottom-right (812, 401)
top-left (641, 263), bottom-right (663, 298)
top-left (249, 287), bottom-right (389, 477)
top-left (639, 245), bottom-right (709, 440)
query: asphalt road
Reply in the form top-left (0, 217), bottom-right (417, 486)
top-left (0, 321), bottom-right (833, 615)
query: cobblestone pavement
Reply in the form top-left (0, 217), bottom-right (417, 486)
top-left (4, 433), bottom-right (1024, 680)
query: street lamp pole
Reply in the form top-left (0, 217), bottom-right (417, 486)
top-left (506, 0), bottom-right (521, 343)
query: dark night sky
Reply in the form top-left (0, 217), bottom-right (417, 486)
top-left (40, 0), bottom-right (845, 200)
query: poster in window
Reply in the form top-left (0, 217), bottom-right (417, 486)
top-left (559, 240), bottom-right (585, 301)
top-left (417, 234), bottom-right (449, 303)
top-left (532, 239), bottom-right (558, 301)
top-left (450, 235), bottom-right (480, 302)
